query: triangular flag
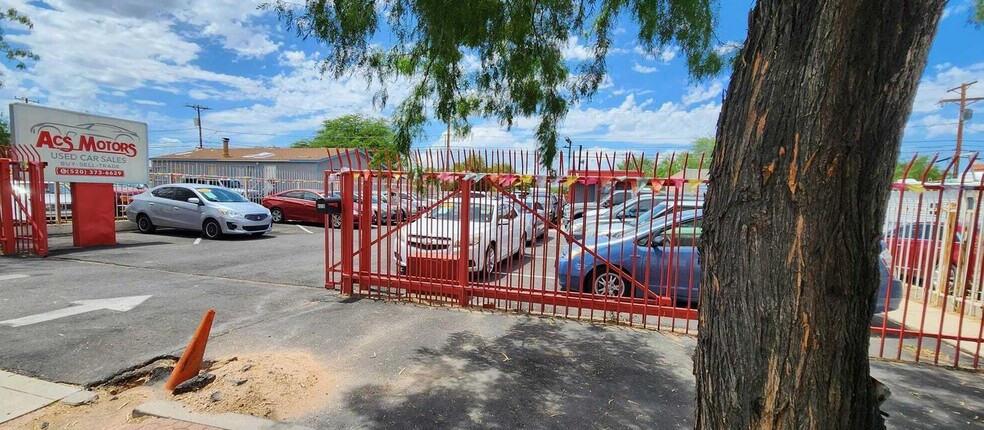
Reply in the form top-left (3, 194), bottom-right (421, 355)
top-left (649, 179), bottom-right (663, 193)
top-left (520, 174), bottom-right (534, 184)
top-left (583, 177), bottom-right (598, 185)
top-left (438, 172), bottom-right (454, 182)
top-left (688, 179), bottom-right (702, 193)
top-left (501, 175), bottom-right (518, 186)
top-left (564, 176), bottom-right (579, 187)
top-left (488, 174), bottom-right (500, 184)
top-left (904, 183), bottom-right (925, 194)
top-left (473, 173), bottom-right (488, 182)
top-left (462, 173), bottom-right (478, 181)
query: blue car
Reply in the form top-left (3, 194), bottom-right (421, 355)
top-left (557, 211), bottom-right (903, 312)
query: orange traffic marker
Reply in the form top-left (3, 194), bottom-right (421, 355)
top-left (164, 309), bottom-right (215, 392)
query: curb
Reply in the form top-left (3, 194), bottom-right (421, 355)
top-left (132, 400), bottom-right (311, 430)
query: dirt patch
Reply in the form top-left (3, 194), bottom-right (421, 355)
top-left (1, 351), bottom-right (336, 429)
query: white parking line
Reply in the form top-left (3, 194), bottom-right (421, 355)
top-left (297, 225), bottom-right (313, 234)
top-left (194, 238), bottom-right (202, 245)
top-left (0, 274), bottom-right (29, 281)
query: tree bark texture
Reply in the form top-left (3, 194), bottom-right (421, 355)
top-left (695, 1), bottom-right (944, 429)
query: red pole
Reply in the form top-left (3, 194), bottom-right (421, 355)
top-left (458, 177), bottom-right (471, 306)
top-left (29, 162), bottom-right (48, 256)
top-left (0, 160), bottom-right (13, 254)
top-left (359, 172), bottom-right (372, 293)
top-left (340, 171), bottom-right (355, 295)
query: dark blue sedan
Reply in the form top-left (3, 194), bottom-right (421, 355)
top-left (557, 211), bottom-right (903, 312)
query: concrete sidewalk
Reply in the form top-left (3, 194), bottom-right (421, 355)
top-left (204, 299), bottom-right (984, 430)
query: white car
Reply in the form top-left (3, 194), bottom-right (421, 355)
top-left (10, 182), bottom-right (72, 221)
top-left (396, 200), bottom-right (531, 277)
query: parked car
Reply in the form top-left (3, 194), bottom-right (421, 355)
top-left (181, 176), bottom-right (262, 202)
top-left (569, 194), bottom-right (658, 239)
top-left (114, 183), bottom-right (147, 216)
top-left (573, 198), bottom-right (704, 244)
top-left (395, 200), bottom-right (530, 277)
top-left (557, 211), bottom-right (903, 312)
top-left (886, 221), bottom-right (979, 285)
top-left (523, 189), bottom-right (561, 222)
top-left (564, 189), bottom-right (636, 224)
top-left (126, 184), bottom-right (272, 239)
top-left (10, 182), bottom-right (72, 221)
top-left (262, 189), bottom-right (325, 224)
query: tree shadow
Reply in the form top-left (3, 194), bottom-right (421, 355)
top-left (871, 360), bottom-right (984, 429)
top-left (344, 319), bottom-right (694, 429)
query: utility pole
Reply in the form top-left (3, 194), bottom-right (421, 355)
top-left (185, 104), bottom-right (211, 149)
top-left (564, 137), bottom-right (573, 173)
top-left (14, 96), bottom-right (38, 104)
top-left (939, 81), bottom-right (983, 178)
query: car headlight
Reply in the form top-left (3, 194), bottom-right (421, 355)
top-left (220, 209), bottom-right (242, 218)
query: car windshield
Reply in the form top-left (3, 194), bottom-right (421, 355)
top-left (426, 203), bottom-right (494, 223)
top-left (223, 180), bottom-right (243, 189)
top-left (196, 187), bottom-right (248, 203)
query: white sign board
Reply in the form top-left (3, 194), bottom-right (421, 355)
top-left (9, 103), bottom-right (149, 184)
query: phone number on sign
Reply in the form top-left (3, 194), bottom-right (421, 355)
top-left (55, 167), bottom-right (125, 177)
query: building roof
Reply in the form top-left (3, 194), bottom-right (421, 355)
top-left (153, 147), bottom-right (364, 162)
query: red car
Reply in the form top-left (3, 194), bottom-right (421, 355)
top-left (887, 222), bottom-right (979, 287)
top-left (261, 189), bottom-right (327, 225)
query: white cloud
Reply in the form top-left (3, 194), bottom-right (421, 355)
top-left (911, 62), bottom-right (984, 113)
top-left (682, 80), bottom-right (724, 105)
top-left (942, 1), bottom-right (974, 20)
top-left (633, 45), bottom-right (678, 64)
top-left (713, 41), bottom-right (742, 56)
top-left (561, 36), bottom-right (593, 61)
top-left (134, 99), bottom-right (166, 106)
top-left (631, 63), bottom-right (658, 74)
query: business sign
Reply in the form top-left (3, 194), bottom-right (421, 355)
top-left (9, 103), bottom-right (149, 184)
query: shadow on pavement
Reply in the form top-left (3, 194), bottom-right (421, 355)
top-left (343, 320), bottom-right (693, 429)
top-left (872, 360), bottom-right (984, 429)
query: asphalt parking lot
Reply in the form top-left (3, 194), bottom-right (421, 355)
top-left (0, 222), bottom-right (983, 429)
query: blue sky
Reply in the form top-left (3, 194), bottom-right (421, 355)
top-left (1, 0), bottom-right (982, 163)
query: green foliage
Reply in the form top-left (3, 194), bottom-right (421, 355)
top-left (973, 0), bottom-right (984, 27)
top-left (1, 8), bottom-right (39, 88)
top-left (267, 0), bottom-right (723, 168)
top-left (293, 114), bottom-right (399, 168)
top-left (293, 114), bottom-right (395, 150)
top-left (894, 155), bottom-right (944, 182)
top-left (0, 116), bottom-right (9, 147)
top-left (616, 137), bottom-right (715, 177)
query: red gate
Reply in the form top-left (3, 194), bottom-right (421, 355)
top-left (322, 149), bottom-right (984, 369)
top-left (0, 158), bottom-right (49, 256)
top-left (325, 149), bottom-right (704, 333)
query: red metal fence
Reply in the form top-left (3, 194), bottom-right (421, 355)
top-left (0, 159), bottom-right (49, 256)
top-left (322, 149), bottom-right (984, 368)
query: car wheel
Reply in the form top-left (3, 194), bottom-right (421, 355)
top-left (270, 208), bottom-right (285, 223)
top-left (483, 245), bottom-right (497, 278)
top-left (136, 214), bottom-right (156, 234)
top-left (590, 268), bottom-right (627, 296)
top-left (203, 219), bottom-right (222, 240)
top-left (330, 213), bottom-right (342, 229)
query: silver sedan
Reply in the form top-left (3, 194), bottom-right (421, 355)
top-left (126, 184), bottom-right (272, 239)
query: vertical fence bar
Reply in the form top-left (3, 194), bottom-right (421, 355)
top-left (458, 177), bottom-right (471, 306)
top-left (0, 160), bottom-right (13, 255)
top-left (340, 171), bottom-right (355, 295)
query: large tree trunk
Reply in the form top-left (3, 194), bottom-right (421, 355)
top-left (695, 1), bottom-right (945, 429)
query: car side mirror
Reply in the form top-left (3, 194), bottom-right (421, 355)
top-left (188, 197), bottom-right (202, 205)
top-left (651, 235), bottom-right (665, 247)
